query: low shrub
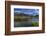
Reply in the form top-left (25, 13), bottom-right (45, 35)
top-left (32, 22), bottom-right (39, 26)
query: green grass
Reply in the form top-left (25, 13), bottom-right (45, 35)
top-left (32, 22), bottom-right (39, 26)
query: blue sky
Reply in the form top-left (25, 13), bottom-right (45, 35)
top-left (14, 8), bottom-right (39, 15)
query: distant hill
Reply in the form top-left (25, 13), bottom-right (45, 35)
top-left (14, 12), bottom-right (39, 17)
top-left (14, 12), bottom-right (32, 16)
